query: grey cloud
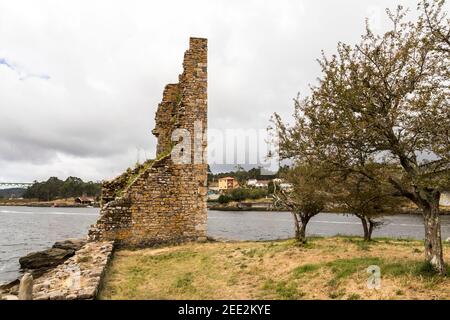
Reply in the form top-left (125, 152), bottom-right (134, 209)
top-left (0, 0), bottom-right (437, 181)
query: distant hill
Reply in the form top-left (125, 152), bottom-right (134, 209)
top-left (0, 188), bottom-right (26, 199)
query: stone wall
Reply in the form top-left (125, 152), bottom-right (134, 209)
top-left (32, 241), bottom-right (114, 300)
top-left (0, 241), bottom-right (114, 300)
top-left (88, 37), bottom-right (208, 247)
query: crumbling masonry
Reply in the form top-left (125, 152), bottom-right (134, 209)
top-left (88, 38), bottom-right (208, 247)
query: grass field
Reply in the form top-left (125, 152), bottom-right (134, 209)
top-left (99, 237), bottom-right (450, 300)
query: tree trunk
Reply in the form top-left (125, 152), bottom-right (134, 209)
top-left (292, 213), bottom-right (301, 240)
top-left (368, 220), bottom-right (374, 242)
top-left (423, 201), bottom-right (445, 275)
top-left (298, 219), bottom-right (307, 244)
top-left (358, 216), bottom-right (372, 241)
top-left (292, 213), bottom-right (309, 244)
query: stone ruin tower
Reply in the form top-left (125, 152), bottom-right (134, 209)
top-left (88, 38), bottom-right (208, 247)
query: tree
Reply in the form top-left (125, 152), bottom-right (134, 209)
top-left (61, 176), bottom-right (84, 198)
top-left (267, 180), bottom-right (276, 194)
top-left (332, 165), bottom-right (402, 241)
top-left (420, 0), bottom-right (450, 55)
top-left (23, 177), bottom-right (101, 201)
top-left (273, 164), bottom-right (330, 244)
top-left (218, 194), bottom-right (231, 204)
top-left (230, 188), bottom-right (246, 202)
top-left (272, 3), bottom-right (449, 273)
top-left (83, 181), bottom-right (101, 197)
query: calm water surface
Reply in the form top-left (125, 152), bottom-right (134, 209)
top-left (1, 206), bottom-right (450, 284)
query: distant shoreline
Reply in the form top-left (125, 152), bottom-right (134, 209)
top-left (0, 202), bottom-right (99, 208)
top-left (208, 204), bottom-right (450, 215)
top-left (0, 202), bottom-right (448, 215)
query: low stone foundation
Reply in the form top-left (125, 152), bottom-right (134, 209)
top-left (31, 241), bottom-right (114, 300)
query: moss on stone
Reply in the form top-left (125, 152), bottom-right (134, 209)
top-left (120, 159), bottom-right (156, 196)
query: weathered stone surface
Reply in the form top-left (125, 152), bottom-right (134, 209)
top-left (30, 241), bottom-right (113, 300)
top-left (18, 273), bottom-right (33, 300)
top-left (0, 279), bottom-right (19, 292)
top-left (19, 248), bottom-right (74, 270)
top-left (52, 239), bottom-right (86, 251)
top-left (88, 37), bottom-right (208, 247)
top-left (18, 239), bottom-right (86, 276)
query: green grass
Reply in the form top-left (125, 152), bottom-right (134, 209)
top-left (382, 260), bottom-right (450, 278)
top-left (138, 250), bottom-right (198, 263)
top-left (326, 257), bottom-right (383, 280)
top-left (174, 272), bottom-right (194, 291)
top-left (291, 255), bottom-right (449, 291)
top-left (370, 237), bottom-right (418, 246)
top-left (356, 242), bottom-right (371, 251)
top-left (342, 237), bottom-right (372, 250)
top-left (100, 238), bottom-right (450, 300)
top-left (261, 279), bottom-right (304, 300)
top-left (292, 264), bottom-right (320, 277)
top-left (382, 262), bottom-right (412, 276)
top-left (417, 261), bottom-right (438, 276)
top-left (414, 261), bottom-right (450, 277)
top-left (122, 159), bottom-right (155, 194)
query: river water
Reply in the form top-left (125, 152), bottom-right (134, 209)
top-left (1, 206), bottom-right (450, 285)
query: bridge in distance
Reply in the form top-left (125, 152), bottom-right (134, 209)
top-left (0, 182), bottom-right (33, 189)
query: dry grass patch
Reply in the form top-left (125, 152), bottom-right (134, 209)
top-left (99, 237), bottom-right (450, 300)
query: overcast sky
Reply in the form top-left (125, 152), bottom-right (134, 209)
top-left (0, 0), bottom-right (435, 182)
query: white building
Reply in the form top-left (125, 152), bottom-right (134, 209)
top-left (247, 179), bottom-right (270, 188)
top-left (255, 180), bottom-right (269, 188)
top-left (280, 183), bottom-right (293, 191)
